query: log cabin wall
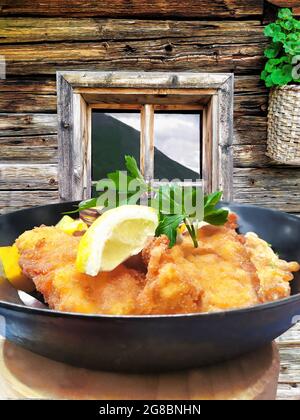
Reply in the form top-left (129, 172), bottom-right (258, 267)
top-left (0, 1), bottom-right (299, 215)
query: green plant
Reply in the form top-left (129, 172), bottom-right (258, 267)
top-left (65, 156), bottom-right (228, 248)
top-left (261, 8), bottom-right (300, 87)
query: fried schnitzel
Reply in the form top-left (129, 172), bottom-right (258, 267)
top-left (138, 224), bottom-right (261, 314)
top-left (15, 217), bottom-right (300, 315)
top-left (16, 226), bottom-right (144, 314)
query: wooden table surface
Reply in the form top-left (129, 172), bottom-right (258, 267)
top-left (276, 323), bottom-right (300, 400)
top-left (0, 324), bottom-right (298, 400)
top-left (0, 337), bottom-right (280, 400)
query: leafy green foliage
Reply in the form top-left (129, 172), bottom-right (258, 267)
top-left (261, 8), bottom-right (300, 87)
top-left (203, 191), bottom-right (229, 226)
top-left (66, 156), bottom-right (228, 248)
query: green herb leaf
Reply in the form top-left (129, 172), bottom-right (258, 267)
top-left (278, 8), bottom-right (293, 20)
top-left (204, 191), bottom-right (222, 207)
top-left (264, 23), bottom-right (281, 38)
top-left (264, 43), bottom-right (281, 59)
top-left (204, 208), bottom-right (229, 226)
top-left (63, 197), bottom-right (98, 214)
top-left (125, 155), bottom-right (144, 180)
top-left (155, 214), bottom-right (184, 248)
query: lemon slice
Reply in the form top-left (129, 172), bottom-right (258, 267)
top-left (56, 215), bottom-right (88, 235)
top-left (76, 205), bottom-right (158, 276)
top-left (0, 245), bottom-right (35, 292)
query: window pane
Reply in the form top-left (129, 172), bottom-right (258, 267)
top-left (154, 112), bottom-right (201, 182)
top-left (92, 111), bottom-right (140, 184)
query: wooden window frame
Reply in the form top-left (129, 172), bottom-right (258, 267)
top-left (57, 71), bottom-right (234, 202)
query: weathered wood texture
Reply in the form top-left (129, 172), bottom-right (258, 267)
top-left (266, 1), bottom-right (300, 7)
top-left (0, 1), bottom-right (264, 18)
top-left (0, 337), bottom-right (280, 400)
top-left (277, 323), bottom-right (300, 400)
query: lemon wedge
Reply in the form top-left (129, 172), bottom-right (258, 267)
top-left (0, 245), bottom-right (35, 292)
top-left (76, 205), bottom-right (158, 276)
top-left (56, 215), bottom-right (88, 235)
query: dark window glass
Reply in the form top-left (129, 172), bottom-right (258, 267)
top-left (92, 111), bottom-right (140, 184)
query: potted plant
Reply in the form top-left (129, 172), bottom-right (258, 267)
top-left (261, 8), bottom-right (300, 164)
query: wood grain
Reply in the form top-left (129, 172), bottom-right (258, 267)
top-left (3, 40), bottom-right (265, 76)
top-left (277, 323), bottom-right (300, 400)
top-left (0, 1), bottom-right (264, 18)
top-left (0, 18), bottom-right (264, 44)
top-left (0, 164), bottom-right (58, 190)
top-left (0, 135), bottom-right (58, 163)
top-left (0, 114), bottom-right (57, 136)
top-left (0, 337), bottom-right (279, 400)
top-left (0, 191), bottom-right (59, 215)
top-left (266, 1), bottom-right (300, 6)
top-left (0, 93), bottom-right (56, 113)
top-left (0, 78), bottom-right (56, 93)
top-left (234, 168), bottom-right (300, 211)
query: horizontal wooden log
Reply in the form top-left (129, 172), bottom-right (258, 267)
top-left (0, 191), bottom-right (59, 215)
top-left (1, 74), bottom-right (259, 93)
top-left (266, 1), bottom-right (299, 6)
top-left (234, 75), bottom-right (267, 95)
top-left (277, 310), bottom-right (300, 392)
top-left (0, 114), bottom-right (57, 136)
top-left (0, 135), bottom-right (57, 163)
top-left (294, 8), bottom-right (300, 15)
top-left (234, 115), bottom-right (267, 145)
top-left (0, 78), bottom-right (56, 93)
top-left (277, 384), bottom-right (300, 400)
top-left (278, 348), bottom-right (300, 384)
top-left (234, 144), bottom-right (270, 167)
top-left (0, 1), bottom-right (264, 18)
top-left (0, 164), bottom-right (58, 190)
top-left (0, 18), bottom-right (264, 44)
top-left (3, 40), bottom-right (265, 76)
top-left (234, 167), bottom-right (300, 212)
top-left (0, 93), bottom-right (56, 113)
top-left (278, 324), bottom-right (300, 347)
top-left (0, 91), bottom-right (267, 115)
top-left (234, 94), bottom-right (267, 116)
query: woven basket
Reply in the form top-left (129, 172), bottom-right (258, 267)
top-left (267, 84), bottom-right (300, 165)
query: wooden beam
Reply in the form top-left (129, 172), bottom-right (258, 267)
top-left (3, 37), bottom-right (265, 76)
top-left (0, 18), bottom-right (264, 44)
top-left (57, 74), bottom-right (92, 201)
top-left (0, 1), bottom-right (264, 18)
top-left (140, 104), bottom-right (154, 181)
top-left (0, 164), bottom-right (58, 190)
top-left (265, 1), bottom-right (299, 6)
top-left (234, 167), bottom-right (300, 212)
top-left (0, 114), bottom-right (57, 136)
top-left (0, 191), bottom-right (59, 215)
top-left (0, 135), bottom-right (57, 163)
top-left (0, 93), bottom-right (56, 113)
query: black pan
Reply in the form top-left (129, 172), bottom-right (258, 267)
top-left (0, 201), bottom-right (299, 373)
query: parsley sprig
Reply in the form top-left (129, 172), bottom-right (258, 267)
top-left (66, 155), bottom-right (228, 248)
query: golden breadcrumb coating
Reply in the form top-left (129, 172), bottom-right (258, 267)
top-left (16, 226), bottom-right (144, 315)
top-left (244, 232), bottom-right (299, 302)
top-left (139, 224), bottom-right (261, 314)
top-left (15, 214), bottom-right (300, 315)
